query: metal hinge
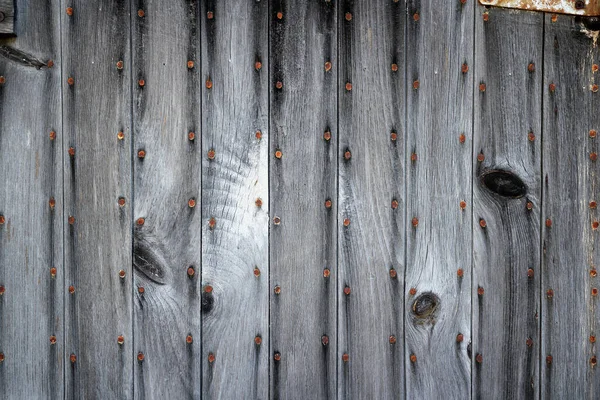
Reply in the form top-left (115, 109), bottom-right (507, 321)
top-left (479, 0), bottom-right (600, 17)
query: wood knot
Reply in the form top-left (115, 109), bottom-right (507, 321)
top-left (480, 169), bottom-right (527, 198)
top-left (411, 292), bottom-right (440, 324)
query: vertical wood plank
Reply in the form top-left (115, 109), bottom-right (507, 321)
top-left (0, 1), bottom-right (62, 398)
top-left (131, 1), bottom-right (201, 398)
top-left (269, 0), bottom-right (337, 398)
top-left (62, 0), bottom-right (132, 398)
top-left (200, 0), bottom-right (269, 398)
top-left (404, 0), bottom-right (472, 398)
top-left (473, 6), bottom-right (543, 399)
top-left (338, 0), bottom-right (405, 398)
top-left (542, 14), bottom-right (600, 399)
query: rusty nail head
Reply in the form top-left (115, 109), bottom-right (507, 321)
top-left (594, 221), bottom-right (600, 230)
top-left (528, 63), bottom-right (535, 72)
top-left (119, 270), bottom-right (126, 279)
top-left (325, 61), bottom-right (332, 72)
top-left (275, 81), bottom-right (283, 90)
top-left (49, 198), bottom-right (56, 208)
top-left (479, 219), bottom-right (486, 228)
top-left (546, 219), bottom-right (552, 228)
top-left (391, 131), bottom-right (398, 141)
top-left (456, 333), bottom-right (464, 343)
top-left (322, 335), bottom-right (329, 346)
top-left (526, 201), bottom-right (533, 210)
top-left (117, 336), bottom-right (124, 345)
top-left (546, 355), bottom-right (552, 365)
top-left (206, 79), bottom-right (213, 89)
top-left (137, 9), bottom-right (144, 17)
top-left (477, 287), bottom-right (484, 296)
top-left (591, 356), bottom-right (598, 367)
top-left (343, 218), bottom-right (350, 227)
top-left (591, 201), bottom-right (597, 209)
top-left (68, 147), bottom-right (75, 157)
top-left (137, 217), bottom-right (145, 226)
top-left (460, 201), bottom-right (467, 210)
top-left (547, 289), bottom-right (554, 298)
top-left (255, 336), bottom-right (262, 345)
top-left (591, 268), bottom-right (598, 277)
top-left (66, 7), bottom-right (74, 16)
top-left (276, 11), bottom-right (283, 20)
top-left (345, 12), bottom-right (352, 21)
top-left (323, 268), bottom-right (330, 278)
top-left (137, 149), bottom-right (146, 159)
top-left (188, 131), bottom-right (195, 141)
top-left (188, 198), bottom-right (196, 208)
top-left (137, 352), bottom-right (144, 362)
top-left (592, 85), bottom-right (598, 93)
top-left (255, 130), bottom-right (262, 140)
top-left (549, 83), bottom-right (556, 92)
top-left (69, 285), bottom-right (75, 294)
top-left (346, 82), bottom-right (352, 91)
top-left (254, 267), bottom-right (261, 277)
top-left (483, 12), bottom-right (489, 22)
top-left (204, 285), bottom-right (213, 293)
top-left (593, 288), bottom-right (599, 296)
top-left (411, 153), bottom-right (417, 162)
top-left (255, 198), bottom-right (263, 207)
top-left (479, 83), bottom-right (486, 92)
top-left (0, 286), bottom-right (5, 295)
top-left (49, 131), bottom-right (57, 140)
top-left (187, 266), bottom-right (195, 277)
top-left (392, 63), bottom-right (398, 72)
top-left (591, 153), bottom-right (598, 161)
top-left (392, 199), bottom-right (399, 209)
top-left (47, 60), bottom-right (54, 68)
top-left (274, 285), bottom-right (281, 295)
top-left (118, 197), bottom-right (126, 207)
top-left (68, 216), bottom-right (75, 225)
top-left (275, 150), bottom-right (283, 159)
top-left (187, 60), bottom-right (194, 69)
top-left (207, 11), bottom-right (214, 19)
top-left (457, 268), bottom-right (464, 277)
top-left (138, 79), bottom-right (145, 87)
top-left (325, 199), bottom-right (332, 208)
top-left (50, 268), bottom-right (57, 278)
top-left (389, 268), bottom-right (397, 279)
top-left (70, 354), bottom-right (76, 363)
top-left (591, 130), bottom-right (598, 138)
top-left (255, 61), bottom-right (262, 71)
top-left (591, 335), bottom-right (597, 343)
top-left (342, 353), bottom-right (349, 362)
top-left (273, 216), bottom-right (281, 225)
top-left (50, 336), bottom-right (57, 345)
top-left (459, 133), bottom-right (466, 143)
top-left (409, 288), bottom-right (417, 296)
top-left (410, 354), bottom-right (417, 363)
top-left (117, 131), bottom-right (125, 140)
top-left (344, 286), bottom-right (351, 295)
top-left (461, 63), bottom-right (469, 74)
top-left (186, 335), bottom-right (193, 344)
top-left (389, 335), bottom-right (397, 344)
top-left (116, 61), bottom-right (124, 70)
top-left (208, 149), bottom-right (216, 160)
top-left (323, 130), bottom-right (331, 141)
top-left (138, 286), bottom-right (144, 294)
top-left (412, 217), bottom-right (419, 227)
top-left (477, 153), bottom-right (484, 162)
top-left (527, 268), bottom-right (534, 278)
top-left (345, 150), bottom-right (352, 160)
top-left (593, 64), bottom-right (599, 73)
top-left (274, 352), bottom-right (281, 361)
top-left (476, 353), bottom-right (483, 363)
top-left (413, 80), bottom-right (420, 90)
top-left (528, 132), bottom-right (535, 141)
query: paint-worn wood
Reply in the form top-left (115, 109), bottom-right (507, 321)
top-left (404, 0), bottom-right (472, 398)
top-left (131, 1), bottom-right (201, 399)
top-left (270, 1), bottom-right (337, 398)
top-left (338, 0), bottom-right (404, 398)
top-left (62, 0), bottom-right (132, 398)
top-left (0, 0), bottom-right (14, 35)
top-left (0, 1), bottom-right (62, 398)
top-left (542, 14), bottom-right (600, 399)
top-left (473, 6), bottom-right (543, 399)
top-left (200, 1), bottom-right (269, 398)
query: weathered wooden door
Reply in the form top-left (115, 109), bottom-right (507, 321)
top-left (0, 0), bottom-right (598, 399)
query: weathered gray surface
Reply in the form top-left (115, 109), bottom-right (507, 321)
top-left (200, 0), bottom-right (269, 398)
top-left (0, 1), bottom-right (62, 398)
top-left (132, 1), bottom-right (201, 398)
top-left (542, 14), bottom-right (600, 399)
top-left (473, 7), bottom-right (543, 399)
top-left (338, 0), bottom-right (405, 398)
top-left (269, 1), bottom-right (337, 398)
top-left (0, 0), bottom-right (14, 35)
top-left (404, 0), bottom-right (472, 398)
top-left (62, 0), bottom-right (132, 398)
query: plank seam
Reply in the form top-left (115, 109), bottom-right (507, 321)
top-left (538, 13), bottom-right (546, 400)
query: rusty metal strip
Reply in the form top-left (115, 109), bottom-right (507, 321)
top-left (479, 0), bottom-right (600, 16)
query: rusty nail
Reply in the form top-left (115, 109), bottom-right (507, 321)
top-left (456, 333), bottom-right (464, 343)
top-left (344, 150), bottom-right (352, 160)
top-left (255, 130), bottom-right (262, 140)
top-left (593, 64), bottom-right (599, 73)
top-left (117, 131), bottom-right (125, 140)
top-left (323, 130), bottom-right (331, 141)
top-left (66, 7), bottom-right (74, 16)
top-left (138, 286), bottom-right (144, 294)
top-left (68, 216), bottom-right (75, 225)
top-left (204, 285), bottom-right (213, 293)
top-left (479, 83), bottom-right (486, 92)
top-left (325, 199), bottom-right (332, 209)
top-left (391, 131), bottom-right (398, 141)
top-left (460, 200), bottom-right (467, 210)
top-left (69, 285), bottom-right (75, 294)
top-left (274, 352), bottom-right (281, 361)
top-left (457, 268), bottom-right (464, 278)
top-left (68, 147), bottom-right (75, 157)
top-left (0, 76), bottom-right (5, 85)
top-left (389, 335), bottom-right (397, 344)
top-left (343, 218), bottom-right (350, 227)
top-left (345, 12), bottom-right (352, 21)
top-left (546, 218), bottom-right (552, 228)
top-left (137, 9), bottom-right (144, 17)
top-left (460, 0), bottom-right (467, 4)
top-left (591, 201), bottom-right (597, 209)
top-left (0, 286), bottom-right (4, 295)
top-left (118, 197), bottom-right (126, 207)
top-left (187, 131), bottom-right (195, 141)
top-left (546, 355), bottom-right (552, 365)
top-left (476, 353), bottom-right (483, 363)
top-left (323, 268), bottom-right (331, 278)
top-left (276, 11), bottom-right (283, 20)
top-left (413, 12), bottom-right (420, 21)
top-left (187, 60), bottom-right (194, 69)
top-left (528, 63), bottom-right (535, 73)
top-left (526, 337), bottom-right (533, 347)
top-left (50, 336), bottom-right (57, 345)
top-left (591, 268), bottom-right (597, 277)
top-left (206, 79), bottom-right (213, 89)
top-left (477, 153), bottom-right (484, 162)
top-left (186, 335), bottom-right (193, 344)
top-left (528, 131), bottom-right (535, 141)
top-left (116, 61), bottom-right (124, 70)
top-left (591, 356), bottom-right (598, 367)
top-left (344, 286), bottom-right (351, 295)
top-left (459, 133), bottom-right (466, 144)
top-left (483, 12), bottom-right (489, 22)
top-left (188, 198), bottom-right (196, 208)
top-left (274, 285), bottom-right (281, 295)
top-left (478, 287), bottom-right (484, 296)
top-left (138, 79), bottom-right (145, 87)
top-left (208, 217), bottom-right (216, 229)
top-left (119, 270), bottom-right (126, 279)
top-left (591, 130), bottom-right (597, 138)
top-left (49, 198), bottom-right (56, 209)
top-left (49, 131), bottom-right (56, 140)
top-left (413, 80), bottom-right (420, 90)
top-left (322, 335), bottom-right (329, 346)
top-left (593, 288), bottom-right (598, 296)
top-left (391, 63), bottom-right (398, 72)
top-left (275, 149), bottom-right (283, 159)
top-left (187, 266), bottom-right (195, 277)
top-left (392, 199), bottom-right (399, 209)
top-left (0, 353), bottom-right (3, 363)
top-left (549, 83), bottom-right (556, 92)
top-left (255, 198), bottom-right (263, 207)
top-left (591, 153), bottom-right (598, 161)
top-left (207, 11), bottom-right (214, 19)
top-left (526, 202), bottom-right (533, 210)
top-left (255, 336), bottom-right (262, 345)
top-left (137, 217), bottom-right (145, 226)
top-left (591, 335), bottom-right (597, 343)
top-left (342, 353), bottom-right (349, 362)
top-left (346, 82), bottom-right (352, 91)
top-left (411, 153), bottom-right (417, 162)
top-left (137, 149), bottom-right (146, 159)
top-left (479, 219), bottom-right (486, 228)
top-left (70, 354), bottom-right (76, 363)
top-left (275, 81), bottom-right (284, 90)
top-left (273, 216), bottom-right (281, 225)
top-left (50, 267), bottom-right (57, 278)
top-left (593, 84), bottom-right (599, 93)
top-left (255, 61), bottom-right (262, 71)
top-left (551, 14), bottom-right (558, 22)
top-left (137, 352), bottom-right (144, 362)
top-left (461, 63), bottom-right (469, 74)
top-left (117, 336), bottom-right (124, 345)
top-left (412, 217), bottom-right (419, 227)
top-left (527, 268), bottom-right (534, 278)
top-left (325, 61), bottom-right (332, 72)
top-left (207, 149), bottom-right (216, 160)
top-left (254, 267), bottom-right (261, 277)
top-left (409, 288), bottom-right (417, 296)
top-left (410, 354), bottom-right (417, 363)
top-left (389, 268), bottom-right (397, 279)
top-left (593, 221), bottom-right (599, 230)
top-left (547, 289), bottom-right (554, 298)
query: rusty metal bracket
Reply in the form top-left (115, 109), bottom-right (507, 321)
top-left (479, 0), bottom-right (600, 16)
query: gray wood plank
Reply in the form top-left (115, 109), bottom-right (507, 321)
top-left (404, 0), bottom-right (472, 398)
top-left (0, 0), bottom-right (14, 35)
top-left (0, 1), bottom-right (62, 398)
top-left (269, 0), bottom-right (337, 398)
top-left (473, 6), bottom-right (543, 400)
top-left (62, 0), bottom-right (133, 398)
top-left (200, 0), bottom-right (269, 398)
top-left (541, 14), bottom-right (600, 399)
top-left (131, 0), bottom-right (201, 398)
top-left (338, 0), bottom-right (405, 398)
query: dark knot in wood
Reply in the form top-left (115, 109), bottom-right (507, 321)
top-left (411, 292), bottom-right (440, 322)
top-left (480, 169), bottom-right (527, 198)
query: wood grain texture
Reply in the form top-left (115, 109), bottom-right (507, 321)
top-left (131, 1), bottom-right (201, 398)
top-left (200, 0), bottom-right (269, 398)
top-left (473, 6), bottom-right (543, 399)
top-left (0, 0), bottom-right (14, 35)
top-left (404, 0), bottom-right (472, 398)
top-left (338, 0), bottom-right (405, 398)
top-left (269, 1), bottom-right (337, 398)
top-left (0, 1), bottom-right (62, 398)
top-left (62, 0), bottom-right (132, 398)
top-left (541, 14), bottom-right (600, 400)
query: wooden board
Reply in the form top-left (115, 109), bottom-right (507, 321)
top-left (200, 0), bottom-right (269, 398)
top-left (62, 1), bottom-right (132, 398)
top-left (269, 1), bottom-right (337, 398)
top-left (338, 0), bottom-right (405, 397)
top-left (473, 6), bottom-right (543, 399)
top-left (541, 14), bottom-right (600, 399)
top-left (0, 1), bottom-right (62, 398)
top-left (0, 0), bottom-right (14, 35)
top-left (131, 1), bottom-right (201, 398)
top-left (404, 0), bottom-right (472, 398)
